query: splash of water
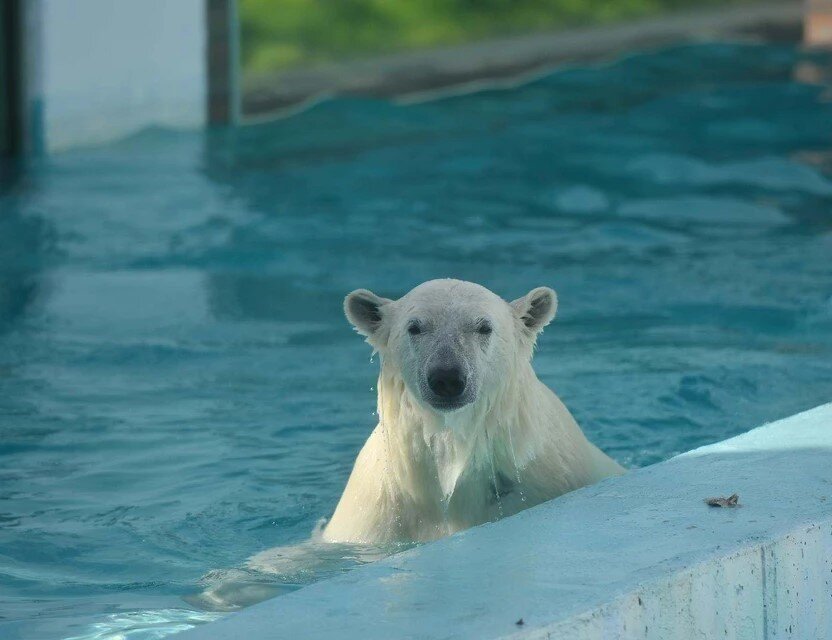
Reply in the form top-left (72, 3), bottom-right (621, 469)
top-left (485, 429), bottom-right (504, 519)
top-left (377, 401), bottom-right (404, 538)
top-left (505, 421), bottom-right (527, 503)
top-left (62, 609), bottom-right (224, 640)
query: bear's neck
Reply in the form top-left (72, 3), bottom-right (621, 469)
top-left (374, 356), bottom-right (544, 499)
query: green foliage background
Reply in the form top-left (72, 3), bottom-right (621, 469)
top-left (240, 0), bottom-right (756, 75)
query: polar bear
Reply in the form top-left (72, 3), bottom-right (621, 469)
top-left (322, 279), bottom-right (625, 544)
top-left (191, 279), bottom-right (625, 609)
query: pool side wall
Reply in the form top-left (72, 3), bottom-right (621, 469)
top-left (180, 403), bottom-right (832, 640)
top-left (21, 0), bottom-right (207, 153)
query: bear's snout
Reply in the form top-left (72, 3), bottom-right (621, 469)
top-left (427, 365), bottom-right (467, 400)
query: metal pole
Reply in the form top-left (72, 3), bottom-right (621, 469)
top-left (207, 0), bottom-right (240, 125)
top-left (1, 0), bottom-right (43, 157)
top-left (0, 0), bottom-right (22, 155)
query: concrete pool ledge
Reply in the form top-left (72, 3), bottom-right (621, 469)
top-left (181, 403), bottom-right (832, 639)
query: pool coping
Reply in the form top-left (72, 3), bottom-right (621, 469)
top-left (179, 402), bottom-right (832, 639)
top-left (241, 1), bottom-right (804, 118)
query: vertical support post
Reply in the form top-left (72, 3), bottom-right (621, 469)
top-left (0, 0), bottom-right (22, 155)
top-left (0, 0), bottom-right (43, 157)
top-left (207, 0), bottom-right (240, 125)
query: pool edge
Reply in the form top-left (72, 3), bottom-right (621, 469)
top-left (178, 402), bottom-right (832, 639)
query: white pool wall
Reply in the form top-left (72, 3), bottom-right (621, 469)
top-left (28, 0), bottom-right (206, 152)
top-left (179, 403), bottom-right (832, 640)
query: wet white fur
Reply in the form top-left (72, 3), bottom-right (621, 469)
top-left (323, 279), bottom-right (624, 544)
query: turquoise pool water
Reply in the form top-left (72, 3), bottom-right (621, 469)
top-left (1, 42), bottom-right (832, 639)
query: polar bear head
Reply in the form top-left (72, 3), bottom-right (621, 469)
top-left (344, 279), bottom-right (557, 413)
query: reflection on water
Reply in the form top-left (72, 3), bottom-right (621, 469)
top-left (0, 43), bottom-right (831, 639)
top-left (0, 178), bottom-right (55, 331)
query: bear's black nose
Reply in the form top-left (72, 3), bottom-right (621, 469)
top-left (428, 366), bottom-right (466, 399)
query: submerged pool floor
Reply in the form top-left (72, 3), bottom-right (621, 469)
top-left (1, 42), bottom-right (831, 639)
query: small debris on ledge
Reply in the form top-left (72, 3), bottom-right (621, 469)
top-left (705, 493), bottom-right (739, 508)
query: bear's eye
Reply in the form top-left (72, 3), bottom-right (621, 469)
top-left (477, 321), bottom-right (492, 336)
top-left (407, 321), bottom-right (422, 336)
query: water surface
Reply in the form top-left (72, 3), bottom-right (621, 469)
top-left (1, 42), bottom-right (832, 639)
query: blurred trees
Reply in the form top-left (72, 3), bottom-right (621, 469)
top-left (240, 0), bottom-right (753, 75)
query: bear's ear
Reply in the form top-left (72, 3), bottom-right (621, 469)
top-left (511, 287), bottom-right (558, 336)
top-left (344, 289), bottom-right (393, 341)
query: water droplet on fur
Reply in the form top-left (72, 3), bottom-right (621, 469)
top-left (505, 421), bottom-right (527, 505)
top-left (486, 429), bottom-right (504, 520)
